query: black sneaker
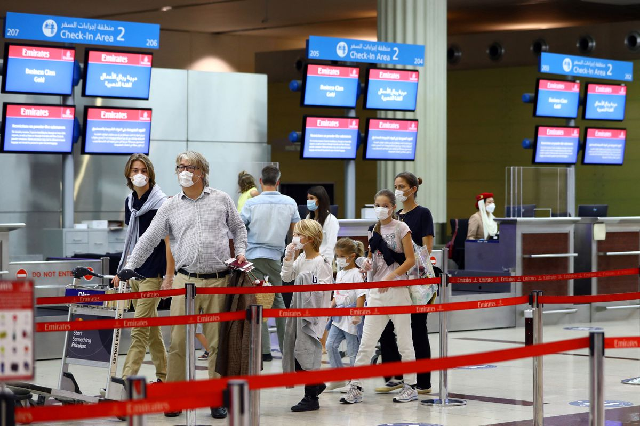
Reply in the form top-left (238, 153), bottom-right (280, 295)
top-left (211, 407), bottom-right (228, 419)
top-left (262, 353), bottom-right (273, 362)
top-left (291, 396), bottom-right (319, 412)
top-left (164, 411), bottom-right (181, 417)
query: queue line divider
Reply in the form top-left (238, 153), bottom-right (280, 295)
top-left (15, 336), bottom-right (598, 423)
top-left (35, 290), bottom-right (640, 333)
top-left (35, 267), bottom-right (640, 306)
top-left (16, 336), bottom-right (639, 424)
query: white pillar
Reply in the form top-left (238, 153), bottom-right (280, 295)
top-left (377, 0), bottom-right (447, 225)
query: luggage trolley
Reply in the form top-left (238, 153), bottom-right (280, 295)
top-left (59, 266), bottom-right (142, 402)
top-left (9, 266), bottom-right (140, 405)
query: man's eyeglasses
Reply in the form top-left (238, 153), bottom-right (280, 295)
top-left (176, 165), bottom-right (198, 172)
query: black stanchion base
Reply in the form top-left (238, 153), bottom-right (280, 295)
top-left (0, 388), bottom-right (16, 426)
top-left (421, 397), bottom-right (467, 407)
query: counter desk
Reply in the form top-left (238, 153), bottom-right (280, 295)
top-left (465, 217), bottom-right (583, 326)
top-left (575, 217), bottom-right (640, 322)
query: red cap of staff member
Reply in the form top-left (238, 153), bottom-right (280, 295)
top-left (475, 192), bottom-right (494, 209)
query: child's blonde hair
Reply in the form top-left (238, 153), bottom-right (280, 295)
top-left (335, 237), bottom-right (365, 258)
top-left (294, 219), bottom-right (323, 252)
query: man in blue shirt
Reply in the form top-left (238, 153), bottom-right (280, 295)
top-left (241, 165), bottom-right (300, 361)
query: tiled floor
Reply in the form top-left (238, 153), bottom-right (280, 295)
top-left (24, 317), bottom-right (640, 425)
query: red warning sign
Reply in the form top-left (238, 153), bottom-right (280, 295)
top-left (430, 256), bottom-right (437, 265)
top-left (84, 267), bottom-right (94, 282)
top-left (16, 269), bottom-right (28, 279)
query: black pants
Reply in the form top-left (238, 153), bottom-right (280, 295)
top-left (379, 312), bottom-right (431, 389)
top-left (294, 358), bottom-right (324, 399)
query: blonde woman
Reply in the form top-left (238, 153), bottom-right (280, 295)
top-left (237, 170), bottom-right (259, 212)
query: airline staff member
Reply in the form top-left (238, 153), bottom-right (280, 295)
top-left (122, 151), bottom-right (247, 420)
top-left (468, 192), bottom-right (498, 240)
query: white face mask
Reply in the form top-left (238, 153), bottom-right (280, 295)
top-left (131, 174), bottom-right (148, 188)
top-left (374, 206), bottom-right (390, 220)
top-left (178, 170), bottom-right (195, 188)
top-left (394, 189), bottom-right (407, 203)
top-left (291, 236), bottom-right (305, 249)
top-left (486, 203), bottom-right (496, 214)
top-left (336, 257), bottom-right (348, 269)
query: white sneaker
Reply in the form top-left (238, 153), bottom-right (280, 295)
top-left (393, 384), bottom-right (418, 403)
top-left (374, 379), bottom-right (404, 393)
top-left (340, 382), bottom-right (363, 404)
top-left (326, 381), bottom-right (347, 391)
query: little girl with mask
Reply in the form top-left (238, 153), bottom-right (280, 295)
top-left (325, 238), bottom-right (366, 391)
top-left (281, 219), bottom-right (333, 412)
top-left (340, 189), bottom-right (418, 405)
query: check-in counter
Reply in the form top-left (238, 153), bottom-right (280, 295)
top-left (465, 218), bottom-right (583, 325)
top-left (575, 217), bottom-right (640, 321)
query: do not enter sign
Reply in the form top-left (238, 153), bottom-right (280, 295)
top-left (16, 268), bottom-right (28, 279)
top-left (84, 267), bottom-right (95, 281)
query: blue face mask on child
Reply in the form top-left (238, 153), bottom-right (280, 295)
top-left (307, 200), bottom-right (318, 211)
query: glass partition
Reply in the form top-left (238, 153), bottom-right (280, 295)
top-left (504, 166), bottom-right (574, 218)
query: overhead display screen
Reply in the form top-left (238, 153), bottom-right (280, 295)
top-left (1, 103), bottom-right (76, 153)
top-left (83, 50), bottom-right (153, 100)
top-left (364, 118), bottom-right (418, 161)
top-left (533, 126), bottom-right (580, 165)
top-left (2, 44), bottom-right (75, 96)
top-left (365, 68), bottom-right (419, 111)
top-left (533, 79), bottom-right (580, 119)
top-left (301, 116), bottom-right (360, 159)
top-left (583, 83), bottom-right (626, 121)
top-left (83, 107), bottom-right (152, 155)
top-left (302, 64), bottom-right (359, 108)
top-left (582, 127), bottom-right (626, 165)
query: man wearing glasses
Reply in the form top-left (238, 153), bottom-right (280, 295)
top-left (122, 151), bottom-right (247, 419)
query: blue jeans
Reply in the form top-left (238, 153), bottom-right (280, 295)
top-left (327, 324), bottom-right (360, 368)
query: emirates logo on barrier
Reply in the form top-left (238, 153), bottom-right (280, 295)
top-left (613, 339), bottom-right (639, 348)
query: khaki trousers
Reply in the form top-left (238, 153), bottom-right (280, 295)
top-left (122, 277), bottom-right (167, 381)
top-left (167, 273), bottom-right (227, 381)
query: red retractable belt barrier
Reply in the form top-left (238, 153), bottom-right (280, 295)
top-left (539, 292), bottom-right (640, 305)
top-left (14, 337), bottom-right (592, 423)
top-left (262, 295), bottom-right (529, 318)
top-left (34, 267), bottom-right (639, 306)
top-left (449, 268), bottom-right (639, 284)
top-left (36, 311), bottom-right (246, 333)
top-left (35, 277), bottom-right (440, 306)
top-left (36, 295), bottom-right (529, 333)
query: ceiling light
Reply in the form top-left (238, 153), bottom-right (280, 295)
top-left (160, 6), bottom-right (172, 12)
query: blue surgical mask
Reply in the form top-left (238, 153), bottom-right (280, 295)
top-left (307, 200), bottom-right (318, 211)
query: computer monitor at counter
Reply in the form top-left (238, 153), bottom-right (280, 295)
top-left (504, 205), bottom-right (536, 218)
top-left (578, 205), bottom-right (608, 217)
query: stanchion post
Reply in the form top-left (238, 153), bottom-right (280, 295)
top-left (0, 383), bottom-right (15, 426)
top-left (589, 331), bottom-right (605, 426)
top-left (248, 304), bottom-right (262, 426)
top-left (530, 290), bottom-right (544, 426)
top-left (227, 380), bottom-right (250, 426)
top-left (421, 248), bottom-right (466, 407)
top-left (185, 283), bottom-right (196, 426)
top-left (126, 376), bottom-right (147, 426)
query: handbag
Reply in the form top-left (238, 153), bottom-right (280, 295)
top-left (393, 222), bottom-right (438, 306)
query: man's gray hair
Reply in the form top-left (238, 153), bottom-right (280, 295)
top-left (176, 151), bottom-right (209, 187)
top-left (261, 164), bottom-right (281, 186)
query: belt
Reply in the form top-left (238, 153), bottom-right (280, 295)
top-left (177, 268), bottom-right (230, 279)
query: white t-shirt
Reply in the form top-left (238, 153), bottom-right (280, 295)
top-left (281, 252), bottom-right (333, 285)
top-left (369, 219), bottom-right (411, 282)
top-left (333, 268), bottom-right (366, 335)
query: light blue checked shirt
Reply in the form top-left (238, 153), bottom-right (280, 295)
top-left (241, 191), bottom-right (300, 261)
